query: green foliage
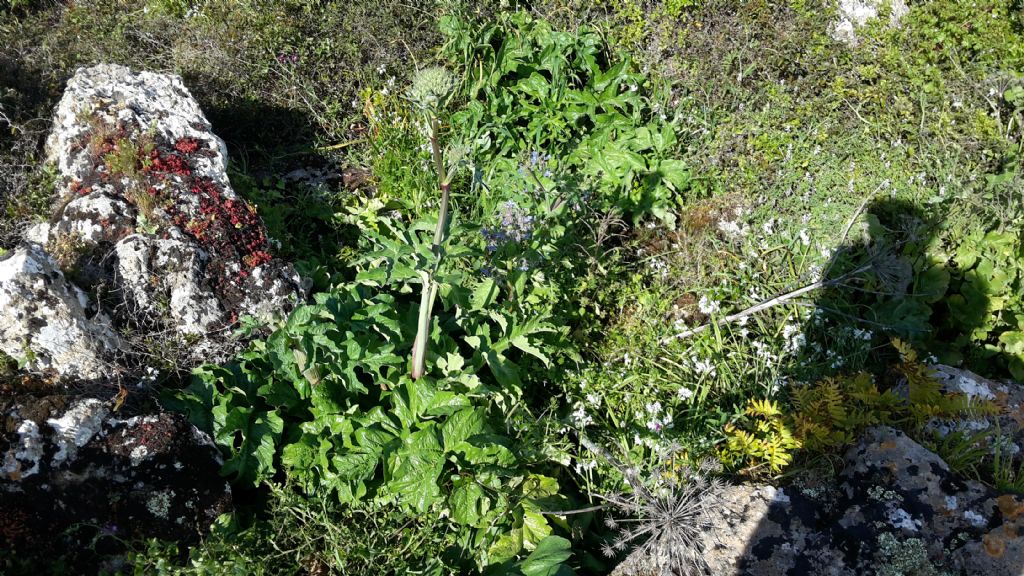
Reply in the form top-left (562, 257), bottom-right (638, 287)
top-left (441, 12), bottom-right (690, 225)
top-left (787, 340), bottom-right (1000, 458)
top-left (8, 0), bottom-right (1024, 572)
top-left (893, 339), bottom-right (1000, 424)
top-left (789, 372), bottom-right (903, 451)
top-left (717, 335), bottom-right (1008, 475)
top-left (128, 484), bottom-right (463, 575)
top-left (132, 488), bottom-right (574, 576)
top-left (170, 179), bottom-right (580, 570)
top-left (719, 399), bottom-right (801, 474)
top-left (228, 171), bottom-right (345, 274)
top-left (992, 435), bottom-right (1024, 494)
top-left (924, 429), bottom-right (991, 480)
top-left (173, 281), bottom-right (566, 569)
top-left (927, 219), bottom-right (1024, 378)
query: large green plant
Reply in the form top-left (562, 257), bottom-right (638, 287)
top-left (441, 12), bottom-right (690, 226)
top-left (406, 66), bottom-right (459, 380)
top-left (171, 202), bottom-right (577, 571)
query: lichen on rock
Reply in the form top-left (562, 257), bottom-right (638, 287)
top-left (0, 243), bottom-right (126, 380)
top-left (0, 396), bottom-right (232, 569)
top-left (0, 63), bottom-right (308, 380)
top-left (624, 425), bottom-right (1024, 575)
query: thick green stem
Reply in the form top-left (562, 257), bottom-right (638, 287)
top-left (411, 275), bottom-right (437, 379)
top-left (411, 114), bottom-right (450, 379)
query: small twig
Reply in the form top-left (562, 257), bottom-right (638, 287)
top-left (315, 138), bottom-right (366, 151)
top-left (843, 99), bottom-right (872, 128)
top-left (660, 264), bottom-right (872, 343)
top-left (839, 183), bottom-right (882, 244)
top-left (540, 503), bottom-right (608, 516)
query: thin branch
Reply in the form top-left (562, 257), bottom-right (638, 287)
top-left (540, 503), bottom-right (608, 516)
top-left (660, 264), bottom-right (872, 343)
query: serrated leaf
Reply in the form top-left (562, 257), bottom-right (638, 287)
top-left (453, 435), bottom-right (517, 467)
top-left (471, 277), bottom-right (499, 310)
top-left (332, 450), bottom-right (378, 480)
top-left (424, 391), bottom-right (473, 417)
top-left (391, 379), bottom-right (439, 426)
top-left (355, 267), bottom-right (387, 286)
top-left (442, 408), bottom-right (487, 452)
top-left (386, 427), bottom-right (444, 512)
top-left (511, 335), bottom-right (550, 366)
top-left (488, 529), bottom-right (523, 565)
top-left (354, 425), bottom-right (395, 452)
top-left (521, 510), bottom-right (552, 551)
top-left (658, 159), bottom-right (690, 192)
top-left (450, 479), bottom-right (487, 526)
top-left (523, 474), bottom-right (560, 499)
top-left (485, 350), bottom-right (521, 388)
top-left (280, 435), bottom-right (317, 471)
top-left (1000, 331), bottom-right (1024, 355)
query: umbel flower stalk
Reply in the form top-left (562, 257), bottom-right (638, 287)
top-left (408, 67), bottom-right (455, 379)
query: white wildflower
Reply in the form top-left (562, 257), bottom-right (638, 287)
top-left (783, 324), bottom-right (805, 352)
top-left (691, 357), bottom-right (716, 377)
top-left (799, 229), bottom-right (810, 246)
top-left (717, 219), bottom-right (748, 239)
top-left (852, 328), bottom-right (873, 341)
top-left (698, 295), bottom-right (721, 315)
top-left (575, 459), bottom-right (598, 474)
top-left (571, 404), bottom-right (594, 428)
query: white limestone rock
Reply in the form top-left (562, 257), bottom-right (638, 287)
top-left (45, 63), bottom-right (230, 195)
top-left (1, 417), bottom-right (45, 481)
top-left (114, 232), bottom-right (224, 334)
top-left (51, 189), bottom-right (136, 246)
top-left (0, 244), bottom-right (125, 379)
top-left (36, 63), bottom-right (304, 342)
top-left (831, 0), bottom-right (909, 46)
top-left (46, 398), bottom-right (109, 466)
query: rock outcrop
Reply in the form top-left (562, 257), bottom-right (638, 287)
top-left (0, 63), bottom-right (305, 568)
top-left (699, 426), bottom-right (1024, 575)
top-left (0, 244), bottom-right (126, 380)
top-left (831, 0), bottom-right (909, 46)
top-left (0, 64), bottom-right (307, 378)
top-left (0, 394), bottom-right (231, 569)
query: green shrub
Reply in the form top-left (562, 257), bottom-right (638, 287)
top-left (441, 12), bottom-right (690, 225)
top-left (129, 483), bottom-right (571, 575)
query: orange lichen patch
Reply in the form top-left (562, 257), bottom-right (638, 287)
top-left (880, 440), bottom-right (899, 451)
top-left (984, 532), bottom-right (1007, 558)
top-left (997, 495), bottom-right (1024, 522)
top-left (1008, 402), bottom-right (1024, 428)
top-left (994, 389), bottom-right (1011, 408)
top-left (5, 467), bottom-right (22, 481)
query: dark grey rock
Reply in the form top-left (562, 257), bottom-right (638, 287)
top-left (615, 426), bottom-right (1024, 575)
top-left (0, 395), bottom-right (231, 566)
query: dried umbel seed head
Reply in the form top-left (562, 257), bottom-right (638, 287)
top-left (580, 436), bottom-right (726, 576)
top-left (408, 66), bottom-right (455, 110)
